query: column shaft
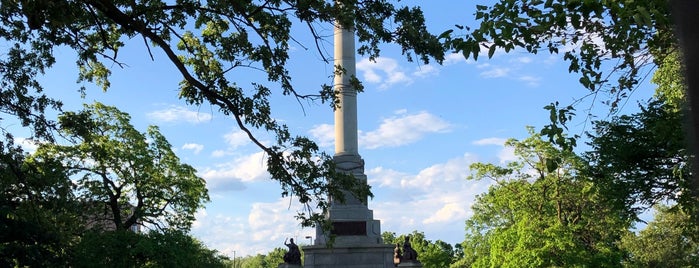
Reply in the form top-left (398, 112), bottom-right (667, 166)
top-left (334, 25), bottom-right (358, 156)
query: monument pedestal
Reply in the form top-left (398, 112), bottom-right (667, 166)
top-left (397, 261), bottom-right (423, 267)
top-left (303, 244), bottom-right (394, 268)
top-left (277, 264), bottom-right (302, 268)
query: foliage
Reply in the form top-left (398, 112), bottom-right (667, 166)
top-left (444, 0), bottom-right (673, 108)
top-left (32, 102), bottom-right (209, 231)
top-left (0, 0), bottom-right (447, 228)
top-left (236, 247), bottom-right (290, 268)
top-left (71, 230), bottom-right (229, 267)
top-left (264, 247), bottom-right (287, 267)
top-left (652, 50), bottom-right (686, 111)
top-left (619, 205), bottom-right (699, 268)
top-left (382, 231), bottom-right (456, 268)
top-left (585, 100), bottom-right (692, 219)
top-left (441, 0), bottom-right (682, 162)
top-left (0, 141), bottom-right (79, 267)
top-left (461, 129), bottom-right (629, 267)
top-left (236, 254), bottom-right (266, 268)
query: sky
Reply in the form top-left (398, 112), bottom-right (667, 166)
top-left (12, 1), bottom-right (658, 259)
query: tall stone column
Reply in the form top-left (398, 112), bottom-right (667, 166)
top-left (302, 18), bottom-right (394, 268)
top-left (334, 25), bottom-right (359, 157)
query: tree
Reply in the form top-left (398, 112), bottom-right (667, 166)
top-left (620, 205), bottom-right (699, 268)
top-left (0, 0), bottom-right (447, 227)
top-left (382, 231), bottom-right (456, 268)
top-left (32, 102), bottom-right (209, 231)
top-left (264, 247), bottom-right (287, 268)
top-left (71, 230), bottom-right (229, 267)
top-left (0, 141), bottom-right (81, 267)
top-left (237, 254), bottom-right (266, 268)
top-left (585, 100), bottom-right (692, 220)
top-left (461, 129), bottom-right (629, 267)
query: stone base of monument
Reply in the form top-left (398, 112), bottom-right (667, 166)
top-left (277, 264), bottom-right (302, 268)
top-left (397, 261), bottom-right (423, 267)
top-left (303, 244), bottom-right (394, 268)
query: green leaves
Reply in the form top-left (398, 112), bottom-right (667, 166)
top-left (463, 131), bottom-right (628, 267)
top-left (584, 100), bottom-right (692, 218)
top-left (444, 0), bottom-right (672, 110)
top-left (540, 102), bottom-right (578, 154)
top-left (382, 231), bottom-right (456, 268)
top-left (35, 102), bottom-right (209, 232)
top-left (0, 0), bottom-right (449, 231)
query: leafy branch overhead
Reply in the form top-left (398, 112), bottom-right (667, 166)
top-left (443, 0), bottom-right (673, 109)
top-left (0, 0), bottom-right (446, 226)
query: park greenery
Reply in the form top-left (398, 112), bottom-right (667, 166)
top-left (1, 0), bottom-right (697, 266)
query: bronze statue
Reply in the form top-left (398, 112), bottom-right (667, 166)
top-left (393, 243), bottom-right (402, 266)
top-left (283, 238), bottom-right (301, 265)
top-left (400, 236), bottom-right (418, 262)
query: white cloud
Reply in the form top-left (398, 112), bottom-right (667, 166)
top-left (223, 130), bottom-right (250, 149)
top-left (400, 153), bottom-right (476, 188)
top-left (472, 137), bottom-right (507, 146)
top-left (208, 129), bottom-right (256, 157)
top-left (199, 151), bottom-right (269, 192)
top-left (412, 64), bottom-right (438, 78)
top-left (513, 56), bottom-right (533, 64)
top-left (370, 153), bottom-right (492, 238)
top-left (147, 105), bottom-right (212, 124)
top-left (182, 143), bottom-right (204, 154)
top-left (193, 152), bottom-right (492, 257)
top-left (518, 75), bottom-right (542, 87)
top-left (308, 124), bottom-right (334, 148)
top-left (248, 198), bottom-right (314, 243)
top-left (498, 146), bottom-right (517, 164)
top-left (360, 110), bottom-right (451, 149)
top-left (15, 137), bottom-right (40, 153)
top-left (480, 67), bottom-right (510, 78)
top-left (211, 150), bottom-right (227, 158)
top-left (473, 137), bottom-right (516, 164)
top-left (356, 57), bottom-right (412, 89)
top-left (192, 197), bottom-right (314, 257)
top-left (444, 53), bottom-right (470, 65)
top-left (367, 166), bottom-right (411, 188)
top-left (423, 203), bottom-right (469, 224)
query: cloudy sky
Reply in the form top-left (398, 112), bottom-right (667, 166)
top-left (17, 1), bottom-right (657, 258)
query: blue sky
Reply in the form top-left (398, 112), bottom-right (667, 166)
top-left (12, 1), bottom-right (658, 258)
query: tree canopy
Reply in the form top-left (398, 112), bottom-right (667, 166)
top-left (0, 0), bottom-right (448, 228)
top-left (32, 102), bottom-right (209, 231)
top-left (382, 231), bottom-right (457, 268)
top-left (462, 129), bottom-right (629, 267)
top-left (620, 205), bottom-right (699, 268)
top-left (585, 100), bottom-right (692, 219)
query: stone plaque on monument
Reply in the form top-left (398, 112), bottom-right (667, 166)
top-left (331, 221), bottom-right (367, 236)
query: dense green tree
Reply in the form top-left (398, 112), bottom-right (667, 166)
top-left (0, 0), bottom-right (447, 227)
top-left (585, 100), bottom-right (692, 220)
top-left (71, 230), bottom-right (229, 267)
top-left (32, 102), bottom-right (209, 231)
top-left (461, 129), bottom-right (629, 267)
top-left (382, 231), bottom-right (456, 268)
top-left (237, 254), bottom-right (266, 268)
top-left (235, 246), bottom-right (301, 268)
top-left (264, 247), bottom-right (287, 268)
top-left (620, 205), bottom-right (699, 268)
top-left (0, 141), bottom-right (81, 267)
